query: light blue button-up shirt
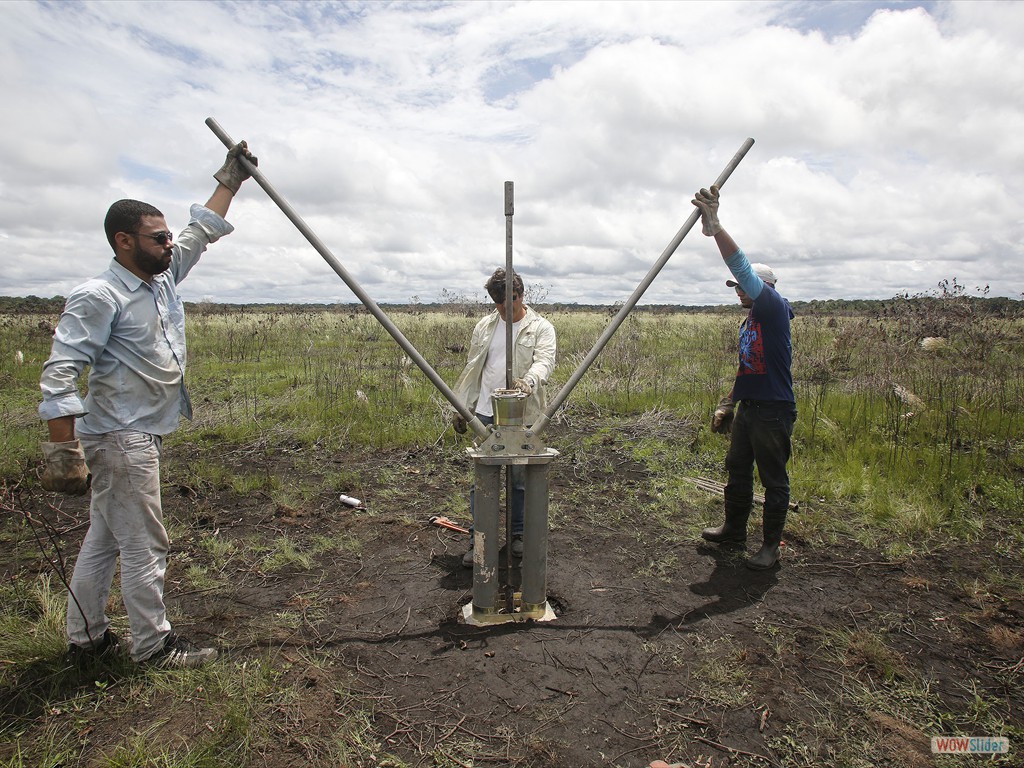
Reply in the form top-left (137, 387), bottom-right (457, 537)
top-left (39, 204), bottom-right (234, 436)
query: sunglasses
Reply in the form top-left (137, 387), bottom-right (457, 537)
top-left (134, 230), bottom-right (174, 245)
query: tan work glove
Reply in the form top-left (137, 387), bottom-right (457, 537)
top-left (451, 412), bottom-right (468, 434)
top-left (214, 140), bottom-right (258, 194)
top-left (692, 185), bottom-right (722, 236)
top-left (710, 396), bottom-right (735, 434)
top-left (40, 440), bottom-right (90, 495)
top-left (512, 376), bottom-right (534, 396)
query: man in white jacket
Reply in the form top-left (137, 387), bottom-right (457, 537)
top-left (452, 268), bottom-right (556, 566)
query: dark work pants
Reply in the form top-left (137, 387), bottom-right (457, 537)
top-left (724, 400), bottom-right (797, 542)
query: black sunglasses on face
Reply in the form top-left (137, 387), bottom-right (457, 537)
top-left (134, 230), bottom-right (174, 245)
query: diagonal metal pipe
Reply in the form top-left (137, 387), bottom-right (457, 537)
top-left (205, 117), bottom-right (490, 441)
top-left (530, 138), bottom-right (755, 437)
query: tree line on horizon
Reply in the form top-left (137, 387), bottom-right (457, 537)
top-left (1, 292), bottom-right (1021, 319)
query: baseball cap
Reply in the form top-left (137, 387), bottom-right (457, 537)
top-left (726, 262), bottom-right (777, 287)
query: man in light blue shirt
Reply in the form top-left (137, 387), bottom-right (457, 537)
top-left (39, 140), bottom-right (256, 668)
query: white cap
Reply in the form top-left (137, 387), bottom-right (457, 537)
top-left (726, 262), bottom-right (777, 287)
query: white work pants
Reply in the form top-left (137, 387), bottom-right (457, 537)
top-left (69, 430), bottom-right (171, 661)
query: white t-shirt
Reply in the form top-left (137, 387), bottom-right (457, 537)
top-left (477, 317), bottom-right (522, 416)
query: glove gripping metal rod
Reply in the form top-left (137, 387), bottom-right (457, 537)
top-left (530, 137), bottom-right (755, 437)
top-left (205, 118), bottom-right (489, 441)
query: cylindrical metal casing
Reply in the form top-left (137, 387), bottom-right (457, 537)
top-left (471, 463), bottom-right (501, 616)
top-left (491, 389), bottom-right (528, 426)
top-left (521, 463), bottom-right (550, 610)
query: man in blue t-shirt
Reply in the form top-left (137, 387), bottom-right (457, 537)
top-left (692, 186), bottom-right (797, 569)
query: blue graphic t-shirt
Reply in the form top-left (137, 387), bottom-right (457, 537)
top-left (733, 283), bottom-right (794, 403)
top-left (717, 243), bottom-right (796, 405)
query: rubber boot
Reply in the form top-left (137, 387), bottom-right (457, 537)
top-left (701, 501), bottom-right (749, 546)
top-left (747, 515), bottom-right (785, 570)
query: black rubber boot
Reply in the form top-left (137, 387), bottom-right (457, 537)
top-left (701, 500), bottom-right (749, 546)
top-left (701, 523), bottom-right (747, 546)
top-left (747, 516), bottom-right (785, 569)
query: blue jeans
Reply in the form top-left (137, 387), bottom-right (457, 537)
top-left (469, 414), bottom-right (524, 536)
top-left (724, 401), bottom-right (797, 539)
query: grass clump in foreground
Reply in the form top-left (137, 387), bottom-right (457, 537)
top-left (0, 574), bottom-right (404, 768)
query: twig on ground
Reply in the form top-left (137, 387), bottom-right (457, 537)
top-left (435, 750), bottom-right (472, 768)
top-left (693, 735), bottom-right (781, 766)
top-left (544, 685), bottom-right (576, 697)
top-left (437, 715), bottom-right (468, 743)
top-left (659, 708), bottom-right (710, 728)
top-left (597, 717), bottom-right (650, 741)
top-left (608, 741), bottom-right (663, 765)
top-left (586, 663), bottom-right (609, 696)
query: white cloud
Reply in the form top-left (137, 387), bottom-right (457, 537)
top-left (0, 0), bottom-right (1021, 307)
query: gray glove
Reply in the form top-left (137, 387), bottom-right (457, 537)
top-left (41, 440), bottom-right (90, 495)
top-left (711, 396), bottom-right (734, 434)
top-left (692, 185), bottom-right (722, 236)
top-left (451, 413), bottom-right (468, 434)
top-left (214, 140), bottom-right (257, 194)
top-left (512, 376), bottom-right (534, 396)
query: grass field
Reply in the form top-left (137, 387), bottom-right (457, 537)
top-left (1, 293), bottom-right (1022, 767)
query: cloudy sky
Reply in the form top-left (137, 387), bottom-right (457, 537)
top-left (1, 0), bottom-right (1021, 306)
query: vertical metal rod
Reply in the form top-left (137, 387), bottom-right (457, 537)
top-left (530, 138), bottom-right (756, 437)
top-left (204, 117), bottom-right (490, 441)
top-left (521, 463), bottom-right (549, 610)
top-left (504, 181), bottom-right (514, 388)
top-left (503, 182), bottom-right (515, 588)
top-left (472, 463), bottom-right (501, 615)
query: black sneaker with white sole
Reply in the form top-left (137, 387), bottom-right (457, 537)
top-left (143, 632), bottom-right (218, 669)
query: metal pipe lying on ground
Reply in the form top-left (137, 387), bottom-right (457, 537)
top-left (530, 138), bottom-right (756, 437)
top-left (205, 117), bottom-right (490, 441)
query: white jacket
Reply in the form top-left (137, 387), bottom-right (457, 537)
top-left (453, 306), bottom-right (557, 424)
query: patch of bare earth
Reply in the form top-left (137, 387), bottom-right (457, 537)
top-left (3, 418), bottom-right (1022, 767)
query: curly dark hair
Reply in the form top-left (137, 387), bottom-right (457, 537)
top-left (103, 199), bottom-right (164, 251)
top-left (484, 268), bottom-right (524, 304)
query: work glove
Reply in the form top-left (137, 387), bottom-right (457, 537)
top-left (214, 140), bottom-right (257, 194)
top-left (710, 395), bottom-right (734, 434)
top-left (40, 440), bottom-right (90, 495)
top-left (451, 412), bottom-right (468, 434)
top-left (512, 376), bottom-right (534, 396)
top-left (692, 185), bottom-right (722, 236)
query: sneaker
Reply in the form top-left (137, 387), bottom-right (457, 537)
top-left (511, 535), bottom-right (524, 558)
top-left (462, 543), bottom-right (474, 568)
top-left (143, 633), bottom-right (218, 669)
top-left (66, 629), bottom-right (122, 667)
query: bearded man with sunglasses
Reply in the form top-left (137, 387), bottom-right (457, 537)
top-left (38, 141), bottom-right (256, 669)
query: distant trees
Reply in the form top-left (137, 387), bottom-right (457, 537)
top-left (0, 296), bottom-right (65, 314)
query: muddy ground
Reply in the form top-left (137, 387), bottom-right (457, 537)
top-left (3, 414), bottom-right (1022, 767)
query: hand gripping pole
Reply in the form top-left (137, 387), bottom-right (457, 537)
top-left (206, 118), bottom-right (489, 440)
top-left (530, 138), bottom-right (755, 437)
